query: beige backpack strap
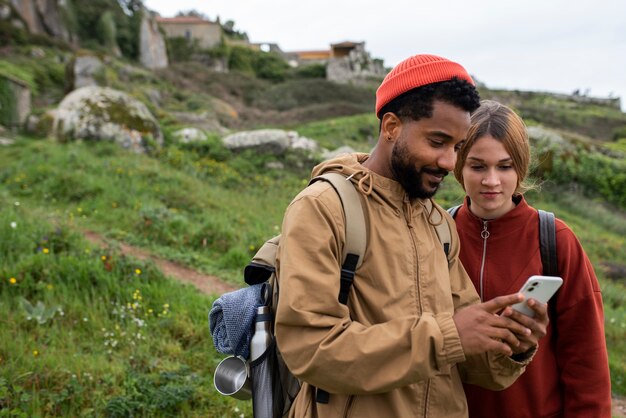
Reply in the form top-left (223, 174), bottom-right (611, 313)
top-left (424, 199), bottom-right (452, 260)
top-left (311, 172), bottom-right (367, 269)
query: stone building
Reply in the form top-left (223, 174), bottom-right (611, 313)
top-left (155, 15), bottom-right (222, 49)
top-left (326, 41), bottom-right (386, 83)
top-left (284, 41), bottom-right (385, 84)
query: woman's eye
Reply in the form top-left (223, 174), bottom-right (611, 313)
top-left (499, 165), bottom-right (513, 170)
top-left (470, 165), bottom-right (484, 170)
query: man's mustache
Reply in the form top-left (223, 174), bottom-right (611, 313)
top-left (421, 167), bottom-right (449, 177)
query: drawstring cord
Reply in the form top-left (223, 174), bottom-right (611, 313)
top-left (346, 170), bottom-right (373, 196)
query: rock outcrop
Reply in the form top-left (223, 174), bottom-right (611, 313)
top-left (222, 129), bottom-right (317, 155)
top-left (53, 86), bottom-right (163, 153)
top-left (139, 12), bottom-right (168, 70)
top-left (9, 0), bottom-right (72, 42)
top-left (66, 54), bottom-right (104, 91)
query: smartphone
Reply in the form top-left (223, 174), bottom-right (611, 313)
top-left (511, 275), bottom-right (563, 317)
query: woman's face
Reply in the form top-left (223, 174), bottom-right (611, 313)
top-left (462, 135), bottom-right (518, 219)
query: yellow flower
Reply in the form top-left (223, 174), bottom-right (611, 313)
top-left (9, 277), bottom-right (16, 285)
top-left (43, 248), bottom-right (49, 254)
top-left (33, 350), bottom-right (39, 357)
top-left (135, 268), bottom-right (142, 275)
top-left (47, 284), bottom-right (53, 290)
top-left (101, 255), bottom-right (107, 261)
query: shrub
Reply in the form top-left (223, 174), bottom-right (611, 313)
top-left (253, 52), bottom-right (289, 82)
top-left (293, 63), bottom-right (327, 79)
top-left (228, 46), bottom-right (255, 75)
top-left (165, 37), bottom-right (198, 62)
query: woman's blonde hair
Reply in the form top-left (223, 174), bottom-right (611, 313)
top-left (454, 100), bottom-right (534, 194)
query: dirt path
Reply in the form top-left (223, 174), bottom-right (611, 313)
top-left (81, 230), bottom-right (626, 417)
top-left (82, 230), bottom-right (238, 296)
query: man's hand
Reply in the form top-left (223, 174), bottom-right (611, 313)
top-left (501, 298), bottom-right (549, 354)
top-left (453, 293), bottom-right (531, 357)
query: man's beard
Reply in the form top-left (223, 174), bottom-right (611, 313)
top-left (391, 142), bottom-right (448, 199)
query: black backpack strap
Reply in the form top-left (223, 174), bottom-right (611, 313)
top-left (339, 253), bottom-right (360, 305)
top-left (538, 209), bottom-right (558, 276)
top-left (316, 252), bottom-right (358, 404)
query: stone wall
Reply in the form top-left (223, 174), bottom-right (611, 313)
top-left (139, 13), bottom-right (168, 69)
top-left (0, 76), bottom-right (31, 128)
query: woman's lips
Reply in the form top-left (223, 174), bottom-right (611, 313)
top-left (481, 191), bottom-right (500, 199)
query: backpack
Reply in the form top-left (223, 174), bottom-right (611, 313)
top-left (240, 172), bottom-right (455, 417)
top-left (446, 205), bottom-right (558, 276)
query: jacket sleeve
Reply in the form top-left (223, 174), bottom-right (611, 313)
top-left (552, 222), bottom-right (612, 417)
top-left (445, 211), bottom-right (529, 390)
top-left (274, 189), bottom-right (466, 395)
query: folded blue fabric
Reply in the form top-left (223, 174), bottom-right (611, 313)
top-left (209, 283), bottom-right (264, 359)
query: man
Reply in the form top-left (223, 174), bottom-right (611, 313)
top-left (275, 54), bottom-right (549, 417)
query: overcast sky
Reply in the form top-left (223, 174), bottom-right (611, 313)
top-left (143, 0), bottom-right (626, 111)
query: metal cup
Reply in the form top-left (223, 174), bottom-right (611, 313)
top-left (213, 356), bottom-right (252, 400)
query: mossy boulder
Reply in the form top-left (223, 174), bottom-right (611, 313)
top-left (53, 86), bottom-right (163, 153)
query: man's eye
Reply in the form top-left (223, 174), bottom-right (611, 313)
top-left (429, 139), bottom-right (444, 147)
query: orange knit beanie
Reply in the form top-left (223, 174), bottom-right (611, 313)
top-left (375, 54), bottom-right (475, 116)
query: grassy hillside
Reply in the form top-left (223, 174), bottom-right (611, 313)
top-left (1, 43), bottom-right (625, 416)
top-left (1, 127), bottom-right (625, 416)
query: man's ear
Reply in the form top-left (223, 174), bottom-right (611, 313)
top-left (381, 112), bottom-right (401, 141)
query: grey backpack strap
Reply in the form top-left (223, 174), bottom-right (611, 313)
top-left (447, 204), bottom-right (461, 219)
top-left (538, 209), bottom-right (558, 276)
top-left (312, 173), bottom-right (367, 270)
top-left (424, 199), bottom-right (452, 259)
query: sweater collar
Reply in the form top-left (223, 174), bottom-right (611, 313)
top-left (463, 195), bottom-right (532, 234)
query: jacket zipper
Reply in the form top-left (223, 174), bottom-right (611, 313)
top-left (422, 379), bottom-right (431, 417)
top-left (479, 220), bottom-right (490, 301)
top-left (403, 195), bottom-right (423, 314)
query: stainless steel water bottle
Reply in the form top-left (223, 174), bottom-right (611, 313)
top-left (249, 305), bottom-right (272, 362)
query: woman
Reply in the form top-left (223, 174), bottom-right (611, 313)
top-left (452, 100), bottom-right (611, 417)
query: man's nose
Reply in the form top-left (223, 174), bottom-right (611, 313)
top-left (438, 148), bottom-right (456, 172)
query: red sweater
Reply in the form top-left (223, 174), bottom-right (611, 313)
top-left (454, 196), bottom-right (611, 418)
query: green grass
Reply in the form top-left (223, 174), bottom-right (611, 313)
top-left (292, 113), bottom-right (379, 152)
top-left (0, 197), bottom-right (252, 417)
top-left (0, 138), bottom-right (308, 284)
top-left (1, 131), bottom-right (624, 416)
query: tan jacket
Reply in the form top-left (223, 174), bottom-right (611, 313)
top-left (275, 154), bottom-right (528, 418)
